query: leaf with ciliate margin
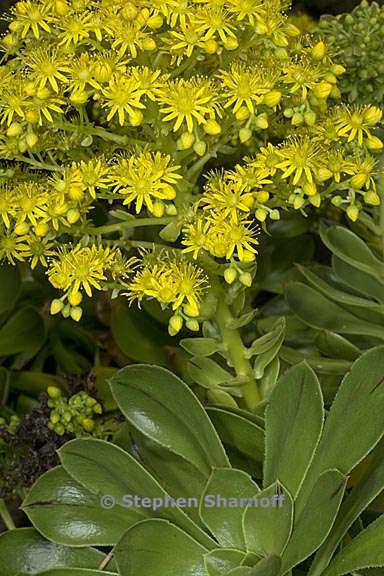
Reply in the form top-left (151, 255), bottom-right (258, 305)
top-left (22, 466), bottom-right (134, 547)
top-left (264, 362), bottom-right (324, 498)
top-left (323, 514), bottom-right (384, 576)
top-left (114, 519), bottom-right (208, 576)
top-left (199, 468), bottom-right (259, 549)
top-left (243, 482), bottom-right (293, 557)
top-left (0, 528), bottom-right (108, 576)
top-left (59, 438), bottom-right (215, 549)
top-left (110, 364), bottom-right (230, 477)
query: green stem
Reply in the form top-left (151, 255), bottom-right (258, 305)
top-left (85, 217), bottom-right (172, 236)
top-left (379, 175), bottom-right (384, 258)
top-left (58, 122), bottom-right (152, 148)
top-left (15, 155), bottom-right (63, 172)
top-left (215, 295), bottom-right (261, 412)
top-left (0, 499), bottom-right (15, 530)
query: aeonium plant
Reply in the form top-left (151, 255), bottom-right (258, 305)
top-left (0, 0), bottom-right (383, 411)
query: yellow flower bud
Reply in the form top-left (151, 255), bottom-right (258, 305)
top-left (162, 185), bottom-right (176, 200)
top-left (224, 267), bottom-right (237, 285)
top-left (331, 64), bottom-right (346, 76)
top-left (194, 141), bottom-right (207, 156)
top-left (331, 196), bottom-right (343, 207)
top-left (255, 21), bottom-right (268, 34)
top-left (70, 90), bottom-right (88, 106)
top-left (142, 37), bottom-right (156, 51)
top-left (50, 299), bottom-right (64, 315)
top-left (7, 122), bottom-right (23, 137)
top-left (70, 306), bottom-right (83, 322)
top-left (25, 110), bottom-right (39, 124)
top-left (347, 205), bottom-right (359, 222)
top-left (169, 315), bottom-right (183, 335)
top-left (152, 201), bottom-right (165, 218)
top-left (223, 36), bottom-right (239, 51)
top-left (68, 183), bottom-right (84, 201)
top-left (239, 272), bottom-right (252, 287)
top-left (303, 181), bottom-right (317, 197)
top-left (291, 112), bottom-right (304, 126)
top-left (81, 418), bottom-right (95, 432)
top-left (239, 128), bottom-right (252, 143)
top-left (363, 106), bottom-right (382, 126)
top-left (178, 132), bottom-right (195, 149)
top-left (330, 85), bottom-right (341, 99)
top-left (14, 222), bottom-right (30, 235)
top-left (270, 209), bottom-right (280, 220)
top-left (313, 81), bottom-right (333, 99)
top-left (203, 119), bottom-right (222, 136)
top-left (186, 319), bottom-right (200, 332)
top-left (18, 139), bottom-right (27, 153)
top-left (36, 86), bottom-right (51, 100)
top-left (255, 191), bottom-right (270, 203)
top-left (67, 208), bottom-right (81, 224)
top-left (255, 113), bottom-right (269, 129)
top-left (129, 110), bottom-right (144, 126)
top-left (35, 222), bottom-right (49, 237)
top-left (50, 413), bottom-right (60, 425)
top-left (304, 110), bottom-right (317, 126)
top-left (285, 23), bottom-right (301, 36)
top-left (68, 291), bottom-right (83, 306)
top-left (55, 0), bottom-right (69, 15)
top-left (235, 106), bottom-right (250, 121)
top-left (364, 191), bottom-right (381, 206)
top-left (26, 133), bottom-right (38, 148)
top-left (242, 250), bottom-right (256, 263)
top-left (165, 204), bottom-right (177, 216)
top-left (147, 14), bottom-right (164, 29)
top-left (255, 207), bottom-right (268, 222)
top-left (293, 196), bottom-right (305, 210)
top-left (317, 167), bottom-right (333, 182)
top-left (367, 136), bottom-right (383, 150)
top-left (48, 385), bottom-right (62, 399)
top-left (263, 90), bottom-right (282, 107)
top-left (311, 41), bottom-right (326, 60)
top-left (351, 173), bottom-right (368, 189)
top-left (324, 73), bottom-right (337, 85)
top-left (121, 2), bottom-right (138, 20)
top-left (184, 301), bottom-right (200, 318)
top-left (204, 38), bottom-right (219, 54)
top-left (309, 194), bottom-right (321, 207)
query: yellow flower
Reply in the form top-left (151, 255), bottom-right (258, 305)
top-left (47, 244), bottom-right (117, 297)
top-left (167, 21), bottom-right (206, 61)
top-left (227, 0), bottom-right (264, 25)
top-left (68, 53), bottom-right (102, 93)
top-left (76, 158), bottom-right (111, 199)
top-left (282, 59), bottom-right (322, 99)
top-left (102, 73), bottom-right (145, 126)
top-left (217, 63), bottom-right (275, 114)
top-left (193, 5), bottom-right (236, 42)
top-left (110, 151), bottom-right (182, 213)
top-left (334, 105), bottom-right (383, 145)
top-left (157, 77), bottom-right (220, 132)
top-left (11, 1), bottom-right (53, 39)
top-left (276, 137), bottom-right (323, 185)
top-left (0, 80), bottom-right (28, 125)
top-left (182, 216), bottom-right (211, 259)
top-left (110, 20), bottom-right (148, 58)
top-left (24, 236), bottom-right (56, 269)
top-left (22, 47), bottom-right (70, 93)
top-left (201, 171), bottom-right (254, 222)
top-left (0, 228), bottom-right (29, 264)
top-left (57, 12), bottom-right (93, 47)
top-left (131, 67), bottom-right (164, 101)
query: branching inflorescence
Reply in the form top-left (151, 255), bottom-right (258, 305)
top-left (0, 0), bottom-right (382, 349)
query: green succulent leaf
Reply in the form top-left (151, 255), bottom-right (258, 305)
top-left (59, 438), bottom-right (215, 548)
top-left (332, 256), bottom-right (384, 304)
top-left (299, 346), bottom-right (384, 505)
top-left (281, 469), bottom-right (347, 572)
top-left (114, 518), bottom-right (208, 576)
top-left (199, 468), bottom-right (259, 549)
top-left (36, 571), bottom-right (116, 576)
top-left (323, 514), bottom-right (384, 576)
top-left (22, 466), bottom-right (132, 547)
top-left (0, 307), bottom-right (45, 356)
top-left (243, 482), bottom-right (293, 557)
top-left (320, 224), bottom-right (384, 282)
top-left (181, 337), bottom-right (223, 357)
top-left (110, 364), bottom-right (230, 476)
top-left (188, 356), bottom-right (236, 389)
top-left (0, 528), bottom-right (108, 576)
top-left (286, 282), bottom-right (384, 339)
top-left (225, 555), bottom-right (281, 576)
top-left (315, 331), bottom-right (360, 361)
top-left (245, 318), bottom-right (286, 359)
top-left (204, 548), bottom-right (248, 576)
top-left (0, 263), bottom-right (21, 316)
top-left (264, 362), bottom-right (324, 498)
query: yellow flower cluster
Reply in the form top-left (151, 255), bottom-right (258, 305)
top-left (0, 0), bottom-right (381, 332)
top-left (48, 244), bottom-right (135, 321)
top-left (126, 253), bottom-right (209, 335)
